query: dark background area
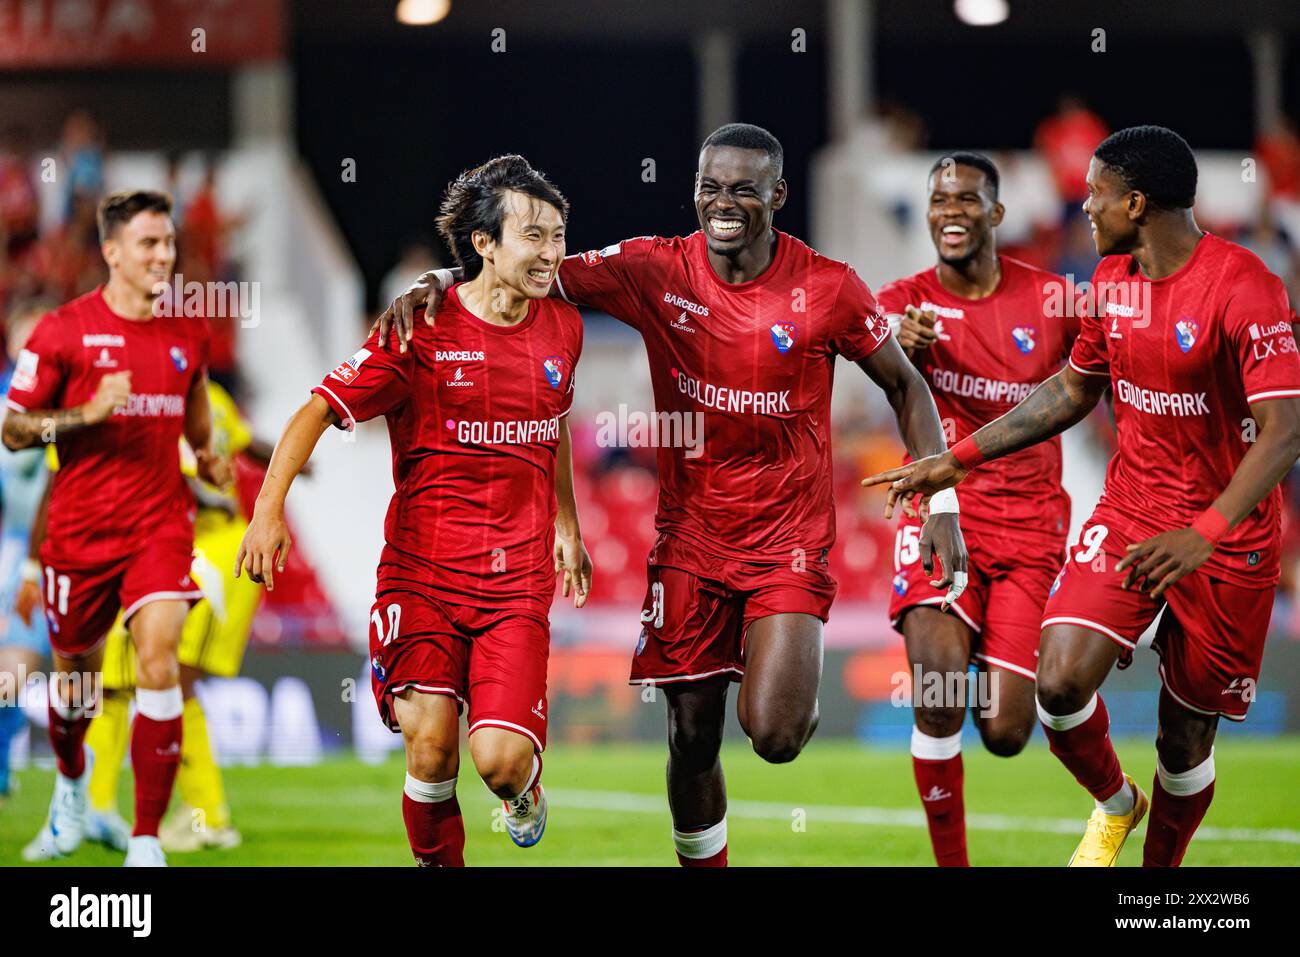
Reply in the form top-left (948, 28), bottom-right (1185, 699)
top-left (286, 0), bottom-right (1300, 304)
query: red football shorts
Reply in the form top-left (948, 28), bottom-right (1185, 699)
top-left (1041, 518), bottom-right (1273, 721)
top-left (40, 526), bottom-right (201, 659)
top-left (889, 515), bottom-right (1065, 680)
top-left (368, 590), bottom-right (550, 752)
top-left (629, 534), bottom-right (837, 686)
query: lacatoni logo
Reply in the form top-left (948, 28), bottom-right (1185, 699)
top-left (448, 416), bottom-right (561, 445)
top-left (1175, 317), bottom-right (1199, 353)
top-left (330, 348), bottom-right (371, 385)
top-left (770, 322), bottom-right (797, 353)
top-left (1012, 326), bottom-right (1036, 355)
top-left (672, 367), bottom-right (791, 414)
top-left (446, 366), bottom-right (474, 388)
top-left (50, 887), bottom-right (151, 937)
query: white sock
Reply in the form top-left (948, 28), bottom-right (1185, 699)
top-left (1036, 693), bottom-right (1097, 731)
top-left (1157, 750), bottom-right (1215, 797)
top-left (404, 773), bottom-right (456, 803)
top-left (910, 726), bottom-right (963, 760)
top-left (135, 686), bottom-right (183, 722)
top-left (673, 818), bottom-right (726, 859)
top-left (1097, 777), bottom-right (1135, 815)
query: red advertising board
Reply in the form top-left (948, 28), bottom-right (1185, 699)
top-left (0, 0), bottom-right (283, 68)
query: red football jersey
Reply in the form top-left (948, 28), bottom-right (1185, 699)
top-left (877, 257), bottom-right (1079, 539)
top-left (312, 285), bottom-right (583, 613)
top-left (4, 287), bottom-right (209, 566)
top-left (556, 229), bottom-right (890, 566)
top-left (1069, 233), bottom-right (1300, 587)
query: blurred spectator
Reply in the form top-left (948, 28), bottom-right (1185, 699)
top-left (379, 235), bottom-right (442, 311)
top-left (1034, 93), bottom-right (1109, 222)
top-left (59, 110), bottom-right (104, 224)
top-left (0, 126), bottom-right (39, 261)
top-left (1257, 117), bottom-right (1300, 269)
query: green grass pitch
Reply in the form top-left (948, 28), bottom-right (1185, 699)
top-left (3, 737), bottom-right (1298, 866)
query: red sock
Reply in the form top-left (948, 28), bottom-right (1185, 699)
top-left (673, 820), bottom-right (727, 867)
top-left (913, 755), bottom-right (968, 866)
top-left (47, 701), bottom-right (90, 779)
top-left (1143, 755), bottom-right (1216, 867)
top-left (131, 687), bottom-right (184, 838)
top-left (1038, 693), bottom-right (1125, 802)
top-left (403, 774), bottom-right (465, 867)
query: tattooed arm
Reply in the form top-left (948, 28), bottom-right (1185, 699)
top-left (1, 371), bottom-right (131, 451)
top-left (861, 365), bottom-right (1110, 516)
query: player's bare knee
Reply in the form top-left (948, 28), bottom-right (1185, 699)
top-left (134, 654), bottom-right (179, 691)
top-left (1034, 672), bottom-right (1091, 717)
top-left (915, 705), bottom-right (965, 739)
top-left (979, 720), bottom-right (1032, 758)
top-left (1154, 724), bottom-right (1215, 773)
top-left (473, 749), bottom-right (533, 798)
top-left (405, 733), bottom-right (457, 782)
top-left (748, 716), bottom-right (810, 764)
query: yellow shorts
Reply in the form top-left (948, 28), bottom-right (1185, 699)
top-left (100, 511), bottom-right (261, 691)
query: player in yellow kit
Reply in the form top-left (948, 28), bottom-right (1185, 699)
top-left (81, 381), bottom-right (272, 852)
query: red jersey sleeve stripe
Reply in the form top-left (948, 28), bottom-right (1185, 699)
top-left (553, 272), bottom-right (573, 304)
top-left (1246, 389), bottom-right (1300, 403)
top-left (1068, 358), bottom-right (1109, 377)
top-left (312, 384), bottom-right (357, 431)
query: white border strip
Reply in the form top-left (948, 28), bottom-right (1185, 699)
top-left (468, 718), bottom-right (543, 753)
top-left (122, 589), bottom-right (204, 623)
top-left (1247, 389), bottom-right (1300, 404)
top-left (627, 666), bottom-right (744, 686)
top-left (972, 652), bottom-right (1036, 681)
top-left (1068, 358), bottom-right (1110, 377)
top-left (313, 384), bottom-right (357, 431)
top-left (1041, 615), bottom-right (1136, 649)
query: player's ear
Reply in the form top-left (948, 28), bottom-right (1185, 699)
top-left (101, 239), bottom-right (118, 269)
top-left (990, 201), bottom-right (1006, 228)
top-left (771, 178), bottom-right (788, 211)
top-left (1128, 190), bottom-right (1147, 221)
top-left (471, 229), bottom-right (495, 262)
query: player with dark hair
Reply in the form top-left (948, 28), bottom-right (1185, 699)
top-left (865, 125), bottom-right (1300, 866)
top-left (878, 152), bottom-right (1079, 866)
top-left (239, 154), bottom-right (591, 866)
top-left (5, 189), bottom-right (228, 867)
top-left (377, 123), bottom-right (967, 866)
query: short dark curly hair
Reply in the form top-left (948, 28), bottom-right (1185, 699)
top-left (701, 123), bottom-right (784, 179)
top-left (97, 189), bottom-right (173, 242)
top-left (928, 151), bottom-right (1000, 200)
top-left (435, 155), bottom-right (569, 279)
top-left (1093, 125), bottom-right (1198, 210)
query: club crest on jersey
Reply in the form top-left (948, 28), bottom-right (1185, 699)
top-left (770, 322), bottom-right (797, 353)
top-left (892, 573), bottom-right (909, 597)
top-left (1175, 317), bottom-right (1199, 353)
top-left (1012, 326), bottom-right (1037, 355)
top-left (169, 346), bottom-right (188, 372)
top-left (543, 356), bottom-right (565, 389)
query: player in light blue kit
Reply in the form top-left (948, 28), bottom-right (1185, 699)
top-left (0, 299), bottom-right (53, 803)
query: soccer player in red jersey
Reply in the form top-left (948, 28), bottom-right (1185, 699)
top-left (865, 126), bottom-right (1300, 866)
top-left (3, 190), bottom-right (226, 867)
top-left (238, 156), bottom-right (590, 866)
top-left (876, 152), bottom-right (1079, 866)
top-left (379, 124), bottom-right (967, 866)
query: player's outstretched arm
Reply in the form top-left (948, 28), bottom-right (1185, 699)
top-left (184, 371), bottom-right (233, 489)
top-left (553, 416), bottom-right (592, 608)
top-left (372, 267), bottom-right (462, 353)
top-left (1, 370), bottom-right (131, 451)
top-left (856, 337), bottom-right (968, 608)
top-left (1117, 396), bottom-right (1300, 598)
top-left (861, 364), bottom-right (1108, 512)
top-left (236, 394), bottom-right (338, 591)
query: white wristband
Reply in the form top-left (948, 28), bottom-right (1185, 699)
top-left (20, 558), bottom-right (40, 583)
top-left (431, 268), bottom-right (455, 291)
top-left (929, 488), bottom-right (959, 514)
